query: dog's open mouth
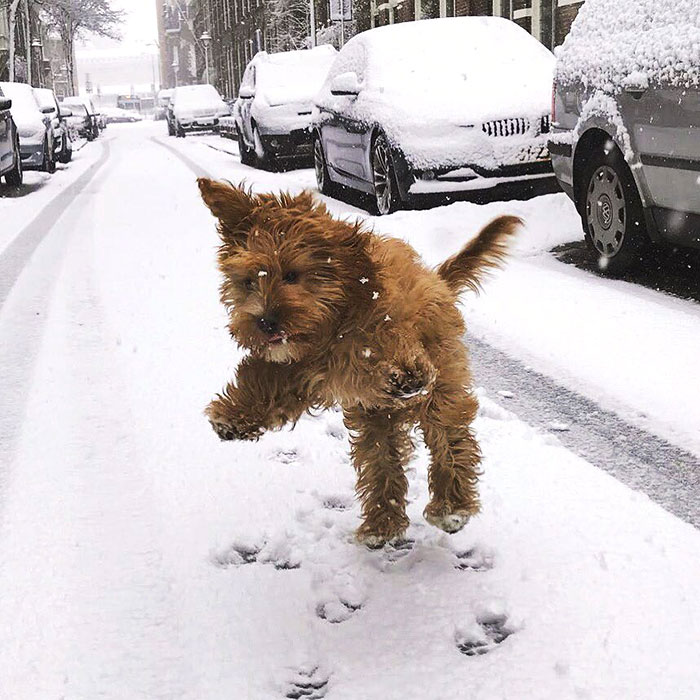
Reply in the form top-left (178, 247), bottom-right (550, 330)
top-left (267, 331), bottom-right (290, 345)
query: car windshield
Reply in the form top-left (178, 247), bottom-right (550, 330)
top-left (174, 85), bottom-right (222, 106)
top-left (34, 89), bottom-right (57, 113)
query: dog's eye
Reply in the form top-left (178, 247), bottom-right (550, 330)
top-left (283, 271), bottom-right (298, 284)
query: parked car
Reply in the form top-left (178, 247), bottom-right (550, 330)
top-left (218, 115), bottom-right (238, 140)
top-left (61, 100), bottom-right (93, 141)
top-left (167, 84), bottom-right (230, 137)
top-left (0, 84), bottom-right (23, 185)
top-left (102, 106), bottom-right (143, 124)
top-left (549, 0), bottom-right (700, 274)
top-left (234, 45), bottom-right (337, 168)
top-left (0, 81), bottom-right (56, 173)
top-left (155, 88), bottom-right (173, 120)
top-left (312, 17), bottom-right (555, 214)
top-left (61, 96), bottom-right (100, 140)
top-left (34, 87), bottom-right (72, 164)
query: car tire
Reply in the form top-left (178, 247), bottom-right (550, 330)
top-left (313, 134), bottom-right (338, 197)
top-left (176, 121), bottom-right (186, 138)
top-left (371, 132), bottom-right (402, 215)
top-left (167, 120), bottom-right (175, 136)
top-left (59, 139), bottom-right (72, 164)
top-left (237, 130), bottom-right (256, 166)
top-left (253, 126), bottom-right (275, 170)
top-left (4, 137), bottom-right (23, 186)
top-left (580, 145), bottom-right (648, 274)
top-left (43, 138), bottom-right (56, 174)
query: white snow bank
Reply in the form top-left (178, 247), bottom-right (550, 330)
top-left (557, 0), bottom-right (700, 91)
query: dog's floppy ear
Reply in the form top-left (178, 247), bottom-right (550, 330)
top-left (198, 178), bottom-right (256, 244)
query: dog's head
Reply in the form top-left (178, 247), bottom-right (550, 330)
top-left (198, 178), bottom-right (372, 363)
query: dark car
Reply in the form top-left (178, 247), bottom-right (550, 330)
top-left (0, 81), bottom-right (55, 173)
top-left (0, 85), bottom-right (23, 186)
top-left (34, 87), bottom-right (72, 164)
top-left (61, 96), bottom-right (100, 140)
top-left (549, 0), bottom-right (700, 273)
top-left (312, 18), bottom-right (555, 214)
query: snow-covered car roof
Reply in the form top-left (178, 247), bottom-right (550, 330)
top-left (0, 82), bottom-right (44, 127)
top-left (314, 17), bottom-right (554, 169)
top-left (250, 45), bottom-right (337, 106)
top-left (556, 0), bottom-right (700, 91)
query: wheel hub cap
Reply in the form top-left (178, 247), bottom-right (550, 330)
top-left (586, 165), bottom-right (626, 257)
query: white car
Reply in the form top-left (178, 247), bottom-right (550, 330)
top-left (168, 84), bottom-right (230, 137)
top-left (102, 106), bottom-right (143, 124)
top-left (312, 17), bottom-right (556, 214)
top-left (0, 82), bottom-right (55, 173)
top-left (234, 45), bottom-right (337, 168)
top-left (34, 87), bottom-right (73, 164)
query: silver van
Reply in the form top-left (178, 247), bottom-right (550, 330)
top-left (549, 0), bottom-right (700, 274)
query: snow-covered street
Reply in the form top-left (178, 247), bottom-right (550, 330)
top-left (2, 121), bottom-right (700, 699)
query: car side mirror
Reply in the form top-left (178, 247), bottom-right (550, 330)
top-left (330, 72), bottom-right (361, 96)
top-left (59, 107), bottom-right (73, 118)
top-left (239, 85), bottom-right (255, 99)
top-left (41, 106), bottom-right (55, 115)
top-left (0, 98), bottom-right (11, 110)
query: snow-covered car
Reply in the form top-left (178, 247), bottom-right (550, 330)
top-left (102, 106), bottom-right (143, 124)
top-left (0, 81), bottom-right (56, 173)
top-left (168, 84), bottom-right (230, 137)
top-left (218, 115), bottom-right (238, 140)
top-left (34, 87), bottom-right (73, 164)
top-left (549, 0), bottom-right (700, 274)
top-left (155, 88), bottom-right (173, 120)
top-left (234, 45), bottom-right (337, 168)
top-left (61, 96), bottom-right (100, 140)
top-left (312, 18), bottom-right (555, 214)
top-left (0, 84), bottom-right (23, 185)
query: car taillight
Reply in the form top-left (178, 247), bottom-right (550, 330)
top-left (551, 81), bottom-right (556, 124)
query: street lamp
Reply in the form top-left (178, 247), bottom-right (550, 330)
top-left (31, 38), bottom-right (42, 87)
top-left (200, 31), bottom-right (212, 85)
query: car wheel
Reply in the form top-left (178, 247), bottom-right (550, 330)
top-left (4, 137), bottom-right (23, 186)
top-left (176, 121), bottom-right (186, 138)
top-left (313, 134), bottom-right (337, 197)
top-left (167, 120), bottom-right (175, 136)
top-left (371, 132), bottom-right (401, 215)
top-left (237, 130), bottom-right (256, 166)
top-left (253, 126), bottom-right (275, 170)
top-left (43, 137), bottom-right (56, 174)
top-left (581, 146), bottom-right (648, 274)
top-left (60, 138), bottom-right (72, 164)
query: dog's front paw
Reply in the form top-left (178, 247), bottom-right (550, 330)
top-left (386, 358), bottom-right (436, 400)
top-left (205, 399), bottom-right (264, 442)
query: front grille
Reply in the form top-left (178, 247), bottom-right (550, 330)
top-left (482, 117), bottom-right (530, 137)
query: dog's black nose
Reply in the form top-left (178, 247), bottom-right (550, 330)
top-left (257, 316), bottom-right (279, 336)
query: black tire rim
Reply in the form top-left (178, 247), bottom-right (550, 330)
top-left (372, 137), bottom-right (392, 215)
top-left (586, 165), bottom-right (626, 257)
top-left (314, 138), bottom-right (325, 191)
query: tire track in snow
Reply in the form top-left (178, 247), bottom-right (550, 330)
top-left (469, 335), bottom-right (700, 528)
top-left (0, 143), bottom-right (111, 502)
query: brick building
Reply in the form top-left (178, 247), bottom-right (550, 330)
top-left (157, 0), bottom-right (585, 98)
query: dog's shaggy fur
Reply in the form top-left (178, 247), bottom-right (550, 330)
top-left (198, 178), bottom-right (521, 547)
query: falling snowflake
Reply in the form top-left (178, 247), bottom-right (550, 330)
top-left (362, 348), bottom-right (371, 358)
top-left (258, 270), bottom-right (268, 277)
top-left (360, 277), bottom-right (369, 284)
top-left (372, 291), bottom-right (380, 300)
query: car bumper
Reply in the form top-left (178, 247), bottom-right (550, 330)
top-left (179, 117), bottom-right (220, 131)
top-left (259, 129), bottom-right (312, 158)
top-left (407, 159), bottom-right (555, 195)
top-left (19, 143), bottom-right (45, 170)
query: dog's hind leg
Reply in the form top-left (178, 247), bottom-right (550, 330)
top-left (420, 354), bottom-right (481, 534)
top-left (344, 406), bottom-right (413, 548)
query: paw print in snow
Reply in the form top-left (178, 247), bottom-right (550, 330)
top-left (453, 547), bottom-right (494, 572)
top-left (284, 667), bottom-right (329, 699)
top-left (455, 605), bottom-right (514, 656)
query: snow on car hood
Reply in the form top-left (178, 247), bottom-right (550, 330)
top-left (314, 17), bottom-right (555, 169)
top-left (556, 0), bottom-right (700, 91)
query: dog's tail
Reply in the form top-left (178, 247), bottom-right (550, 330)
top-left (437, 216), bottom-right (523, 294)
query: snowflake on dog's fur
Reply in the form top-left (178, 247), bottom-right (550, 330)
top-left (359, 277), bottom-right (369, 284)
top-left (362, 348), bottom-right (371, 358)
